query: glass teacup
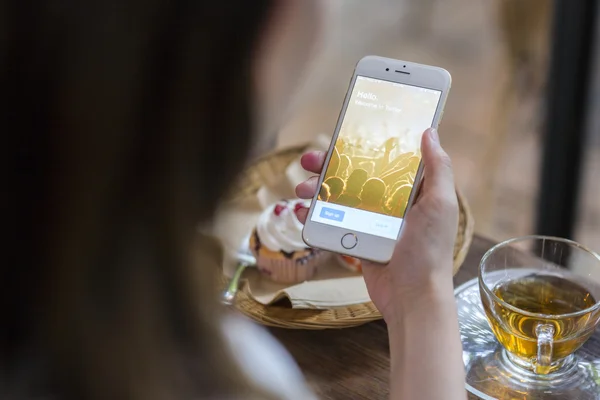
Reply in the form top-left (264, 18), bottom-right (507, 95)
top-left (480, 236), bottom-right (600, 377)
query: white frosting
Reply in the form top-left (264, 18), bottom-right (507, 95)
top-left (256, 200), bottom-right (309, 253)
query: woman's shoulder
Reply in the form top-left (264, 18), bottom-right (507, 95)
top-left (221, 315), bottom-right (317, 400)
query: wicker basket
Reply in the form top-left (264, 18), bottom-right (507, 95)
top-left (223, 145), bottom-right (475, 329)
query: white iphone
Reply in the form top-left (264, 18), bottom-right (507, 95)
top-left (302, 56), bottom-right (451, 264)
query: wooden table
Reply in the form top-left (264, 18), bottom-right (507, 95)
top-left (269, 235), bottom-right (495, 399)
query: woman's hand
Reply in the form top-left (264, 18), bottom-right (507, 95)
top-left (296, 129), bottom-right (465, 399)
top-left (295, 128), bottom-right (459, 324)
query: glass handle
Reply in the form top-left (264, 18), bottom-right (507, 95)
top-left (535, 323), bottom-right (555, 374)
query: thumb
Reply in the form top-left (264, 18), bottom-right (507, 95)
top-left (420, 128), bottom-right (455, 198)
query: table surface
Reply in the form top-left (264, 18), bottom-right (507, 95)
top-left (269, 234), bottom-right (495, 400)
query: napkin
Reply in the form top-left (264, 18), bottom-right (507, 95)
top-left (211, 135), bottom-right (371, 309)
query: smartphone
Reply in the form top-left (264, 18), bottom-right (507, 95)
top-left (302, 56), bottom-right (451, 264)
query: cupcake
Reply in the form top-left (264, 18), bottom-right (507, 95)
top-left (250, 199), bottom-right (324, 284)
top-left (337, 255), bottom-right (362, 273)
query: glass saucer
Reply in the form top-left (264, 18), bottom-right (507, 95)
top-left (456, 278), bottom-right (600, 400)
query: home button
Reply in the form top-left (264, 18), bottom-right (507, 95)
top-left (341, 233), bottom-right (358, 249)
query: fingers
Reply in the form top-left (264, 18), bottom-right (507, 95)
top-left (295, 176), bottom-right (319, 199)
top-left (420, 128), bottom-right (456, 203)
top-left (295, 150), bottom-right (325, 221)
top-left (294, 206), bottom-right (309, 224)
top-left (300, 151), bottom-right (326, 174)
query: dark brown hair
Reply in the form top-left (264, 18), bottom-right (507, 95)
top-left (3, 1), bottom-right (275, 398)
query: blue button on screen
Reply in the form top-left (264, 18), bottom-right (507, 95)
top-left (320, 207), bottom-right (345, 222)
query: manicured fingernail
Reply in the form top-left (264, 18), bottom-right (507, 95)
top-left (429, 128), bottom-right (439, 144)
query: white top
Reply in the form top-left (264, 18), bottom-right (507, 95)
top-left (222, 315), bottom-right (317, 400)
top-left (256, 200), bottom-right (310, 253)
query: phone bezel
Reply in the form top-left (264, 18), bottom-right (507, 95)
top-left (302, 55), bottom-right (452, 264)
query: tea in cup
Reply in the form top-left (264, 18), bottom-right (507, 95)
top-left (479, 236), bottom-right (600, 375)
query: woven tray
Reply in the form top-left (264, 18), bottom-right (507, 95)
top-left (223, 145), bottom-right (475, 329)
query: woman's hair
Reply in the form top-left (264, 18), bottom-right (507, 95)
top-left (4, 1), bottom-right (276, 399)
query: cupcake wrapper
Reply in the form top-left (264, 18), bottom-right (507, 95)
top-left (251, 247), bottom-right (325, 284)
top-left (257, 255), bottom-right (317, 284)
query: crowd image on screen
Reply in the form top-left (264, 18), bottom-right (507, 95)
top-left (318, 130), bottom-right (421, 218)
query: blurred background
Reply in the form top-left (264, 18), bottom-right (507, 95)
top-left (277, 0), bottom-right (599, 249)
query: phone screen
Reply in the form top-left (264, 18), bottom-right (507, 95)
top-left (310, 75), bottom-right (442, 240)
